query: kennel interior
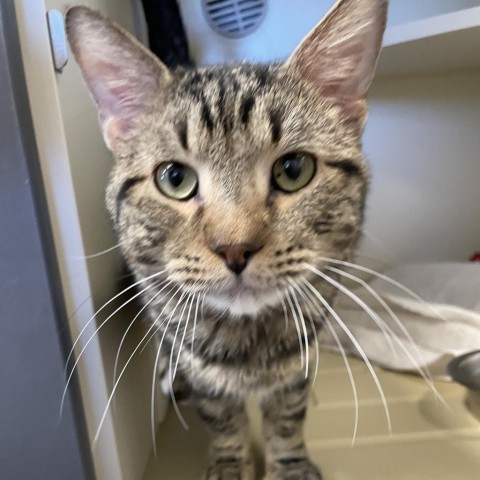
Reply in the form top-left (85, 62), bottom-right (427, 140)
top-left (11, 0), bottom-right (480, 478)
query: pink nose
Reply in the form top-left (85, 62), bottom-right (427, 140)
top-left (211, 243), bottom-right (262, 275)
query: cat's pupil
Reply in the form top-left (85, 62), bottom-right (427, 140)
top-left (168, 164), bottom-right (185, 187)
top-left (283, 157), bottom-right (304, 180)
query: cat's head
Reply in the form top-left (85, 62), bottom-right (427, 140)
top-left (66, 0), bottom-right (387, 317)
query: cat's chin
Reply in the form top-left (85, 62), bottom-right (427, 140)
top-left (205, 285), bottom-right (280, 318)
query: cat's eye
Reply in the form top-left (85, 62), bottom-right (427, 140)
top-left (154, 162), bottom-right (198, 200)
top-left (272, 153), bottom-right (316, 193)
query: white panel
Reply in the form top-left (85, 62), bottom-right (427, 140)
top-left (377, 7), bottom-right (480, 78)
top-left (48, 0), bottom-right (156, 478)
top-left (14, 1), bottom-right (155, 480)
top-left (179, 0), bottom-right (480, 66)
top-left (360, 72), bottom-right (480, 266)
top-left (178, 0), bottom-right (336, 64)
top-left (388, 0), bottom-right (479, 26)
top-left (16, 1), bottom-right (480, 478)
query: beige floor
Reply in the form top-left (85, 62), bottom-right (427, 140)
top-left (143, 353), bottom-right (480, 480)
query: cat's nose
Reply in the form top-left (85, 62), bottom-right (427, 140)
top-left (211, 243), bottom-right (262, 275)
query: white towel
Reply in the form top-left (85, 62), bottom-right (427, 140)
top-left (319, 263), bottom-right (480, 380)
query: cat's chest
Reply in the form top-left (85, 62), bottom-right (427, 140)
top-left (193, 314), bottom-right (302, 362)
top-left (163, 313), bottom-right (315, 395)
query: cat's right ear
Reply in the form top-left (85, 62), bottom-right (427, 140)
top-left (65, 7), bottom-right (171, 151)
top-left (284, 0), bottom-right (388, 126)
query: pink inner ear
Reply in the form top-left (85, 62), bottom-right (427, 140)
top-left (342, 100), bottom-right (368, 126)
top-left (103, 116), bottom-right (134, 146)
top-left (92, 59), bottom-right (121, 75)
top-left (88, 61), bottom-right (136, 114)
top-left (84, 55), bottom-right (161, 145)
top-left (285, 0), bottom-right (387, 109)
top-left (110, 85), bottom-right (138, 108)
top-left (317, 42), bottom-right (376, 99)
top-left (67, 6), bottom-right (172, 147)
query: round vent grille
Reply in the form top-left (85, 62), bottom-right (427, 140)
top-left (202, 0), bottom-right (267, 39)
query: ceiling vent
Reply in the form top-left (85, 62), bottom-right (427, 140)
top-left (202, 0), bottom-right (268, 39)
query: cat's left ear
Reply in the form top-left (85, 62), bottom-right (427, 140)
top-left (66, 7), bottom-right (171, 151)
top-left (284, 0), bottom-right (388, 125)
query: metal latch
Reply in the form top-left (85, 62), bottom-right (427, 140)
top-left (46, 10), bottom-right (68, 72)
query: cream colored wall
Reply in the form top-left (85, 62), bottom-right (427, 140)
top-left (360, 72), bottom-right (480, 265)
top-left (43, 0), bottom-right (132, 317)
top-left (388, 0), bottom-right (479, 26)
top-left (13, 0), bottom-right (480, 478)
top-left (14, 1), bottom-right (155, 480)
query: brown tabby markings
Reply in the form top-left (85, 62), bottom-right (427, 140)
top-left (66, 0), bottom-right (388, 478)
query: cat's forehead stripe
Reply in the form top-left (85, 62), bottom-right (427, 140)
top-left (239, 94), bottom-right (255, 125)
top-left (176, 64), bottom-right (275, 137)
top-left (115, 175), bottom-right (146, 225)
top-left (200, 96), bottom-right (215, 133)
top-left (175, 119), bottom-right (189, 151)
top-left (269, 109), bottom-right (283, 144)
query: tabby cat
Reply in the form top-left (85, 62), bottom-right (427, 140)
top-left (66, 0), bottom-right (388, 478)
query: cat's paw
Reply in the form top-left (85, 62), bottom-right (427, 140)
top-left (264, 457), bottom-right (323, 480)
top-left (203, 457), bottom-right (255, 480)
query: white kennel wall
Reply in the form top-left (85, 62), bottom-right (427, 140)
top-left (12, 0), bottom-right (480, 479)
top-left (13, 1), bottom-right (154, 479)
top-left (178, 0), bottom-right (480, 65)
top-left (178, 0), bottom-right (480, 266)
top-left (388, 0), bottom-right (479, 26)
top-left (361, 73), bottom-right (480, 265)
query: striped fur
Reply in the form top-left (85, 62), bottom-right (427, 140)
top-left (66, 1), bottom-right (388, 478)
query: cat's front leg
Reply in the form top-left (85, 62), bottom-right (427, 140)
top-left (261, 377), bottom-right (322, 480)
top-left (196, 393), bottom-right (254, 480)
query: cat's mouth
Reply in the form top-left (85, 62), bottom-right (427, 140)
top-left (206, 280), bottom-right (280, 318)
top-left (226, 282), bottom-right (259, 299)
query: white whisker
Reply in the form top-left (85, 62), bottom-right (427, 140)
top-left (316, 267), bottom-right (399, 364)
top-left (173, 293), bottom-right (196, 381)
top-left (201, 290), bottom-right (206, 323)
top-left (318, 257), bottom-right (449, 323)
top-left (92, 284), bottom-right (182, 446)
top-left (61, 279), bottom-right (160, 416)
top-left (325, 266), bottom-right (447, 407)
top-left (167, 295), bottom-right (192, 395)
top-left (284, 286), bottom-right (305, 369)
top-left (113, 280), bottom-right (174, 385)
top-left (288, 278), bottom-right (320, 385)
top-left (303, 276), bottom-right (392, 434)
top-left (166, 292), bottom-right (193, 435)
top-left (326, 316), bottom-right (360, 445)
top-left (150, 289), bottom-right (188, 454)
top-left (287, 281), bottom-right (310, 379)
top-left (277, 289), bottom-right (289, 333)
top-left (75, 243), bottom-right (123, 260)
top-left (140, 288), bottom-right (191, 354)
top-left (298, 280), bottom-right (359, 445)
top-left (190, 292), bottom-right (203, 370)
top-left (325, 268), bottom-right (422, 368)
top-left (64, 268), bottom-right (166, 376)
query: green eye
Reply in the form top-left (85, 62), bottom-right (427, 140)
top-left (272, 153), bottom-right (316, 193)
top-left (155, 162), bottom-right (198, 200)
